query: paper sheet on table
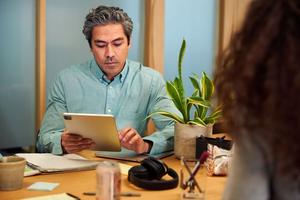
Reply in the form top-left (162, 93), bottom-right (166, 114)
top-left (24, 165), bottom-right (41, 176)
top-left (27, 182), bottom-right (59, 191)
top-left (22, 193), bottom-right (75, 200)
top-left (16, 153), bottom-right (98, 172)
top-left (17, 153), bottom-right (132, 175)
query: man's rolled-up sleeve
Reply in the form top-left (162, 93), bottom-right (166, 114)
top-left (36, 74), bottom-right (67, 154)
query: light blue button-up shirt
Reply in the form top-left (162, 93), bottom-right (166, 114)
top-left (37, 59), bottom-right (178, 155)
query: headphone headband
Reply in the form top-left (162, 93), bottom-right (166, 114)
top-left (128, 157), bottom-right (179, 190)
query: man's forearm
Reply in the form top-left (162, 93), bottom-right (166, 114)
top-left (36, 130), bottom-right (64, 154)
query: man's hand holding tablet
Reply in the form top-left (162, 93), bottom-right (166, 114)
top-left (61, 130), bottom-right (96, 153)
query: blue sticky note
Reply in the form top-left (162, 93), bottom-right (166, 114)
top-left (27, 182), bottom-right (59, 191)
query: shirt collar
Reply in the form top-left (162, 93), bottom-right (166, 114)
top-left (91, 59), bottom-right (129, 84)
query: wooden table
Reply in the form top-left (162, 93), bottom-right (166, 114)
top-left (0, 152), bottom-right (227, 200)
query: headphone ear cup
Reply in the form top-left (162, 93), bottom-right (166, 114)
top-left (128, 165), bottom-right (151, 179)
top-left (141, 157), bottom-right (167, 180)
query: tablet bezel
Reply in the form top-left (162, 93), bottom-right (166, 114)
top-left (63, 113), bottom-right (121, 151)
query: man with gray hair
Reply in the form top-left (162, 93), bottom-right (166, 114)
top-left (37, 5), bottom-right (177, 155)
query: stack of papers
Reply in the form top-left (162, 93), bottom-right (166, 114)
top-left (16, 153), bottom-right (99, 173)
top-left (24, 165), bottom-right (41, 176)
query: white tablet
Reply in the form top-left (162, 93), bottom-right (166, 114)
top-left (63, 113), bottom-right (121, 151)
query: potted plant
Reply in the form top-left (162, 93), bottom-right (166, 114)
top-left (151, 39), bottom-right (222, 159)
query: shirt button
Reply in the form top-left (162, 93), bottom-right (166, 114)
top-left (107, 109), bottom-right (111, 113)
top-left (109, 86), bottom-right (113, 89)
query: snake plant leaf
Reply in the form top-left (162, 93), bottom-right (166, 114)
top-left (174, 77), bottom-right (184, 100)
top-left (190, 95), bottom-right (208, 119)
top-left (194, 110), bottom-right (199, 119)
top-left (187, 93), bottom-right (199, 120)
top-left (188, 121), bottom-right (203, 126)
top-left (203, 117), bottom-right (215, 125)
top-left (201, 72), bottom-right (214, 100)
top-left (165, 81), bottom-right (189, 122)
top-left (192, 73), bottom-right (202, 97)
top-left (148, 111), bottom-right (184, 124)
top-left (166, 81), bottom-right (182, 110)
top-left (187, 97), bottom-right (211, 108)
top-left (194, 117), bottom-right (207, 126)
top-left (178, 39), bottom-right (186, 83)
top-left (188, 117), bottom-right (206, 126)
top-left (189, 76), bottom-right (200, 92)
top-left (175, 75), bottom-right (189, 122)
top-left (208, 108), bottom-right (222, 119)
top-left (191, 89), bottom-right (199, 97)
top-left (203, 108), bottom-right (222, 124)
top-left (198, 106), bottom-right (208, 119)
top-left (176, 40), bottom-right (186, 100)
top-left (184, 98), bottom-right (191, 122)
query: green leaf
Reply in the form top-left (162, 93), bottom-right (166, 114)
top-left (171, 77), bottom-right (189, 122)
top-left (194, 117), bottom-right (207, 126)
top-left (208, 108), bottom-right (222, 120)
top-left (188, 118), bottom-right (206, 127)
top-left (187, 97), bottom-right (211, 108)
top-left (148, 111), bottom-right (185, 124)
top-left (174, 77), bottom-right (184, 101)
top-left (191, 89), bottom-right (199, 98)
top-left (200, 107), bottom-right (208, 119)
top-left (176, 39), bottom-right (186, 102)
top-left (197, 106), bottom-right (208, 119)
top-left (189, 76), bottom-right (200, 92)
top-left (192, 73), bottom-right (202, 97)
top-left (178, 39), bottom-right (186, 82)
top-left (194, 110), bottom-right (199, 119)
top-left (166, 81), bottom-right (182, 110)
top-left (201, 72), bottom-right (214, 100)
top-left (165, 82), bottom-right (189, 123)
top-left (184, 98), bottom-right (191, 122)
top-left (203, 108), bottom-right (222, 124)
top-left (204, 118), bottom-right (215, 125)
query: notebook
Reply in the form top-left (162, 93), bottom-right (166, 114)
top-left (95, 148), bottom-right (174, 162)
top-left (17, 153), bottom-right (132, 175)
top-left (16, 153), bottom-right (98, 173)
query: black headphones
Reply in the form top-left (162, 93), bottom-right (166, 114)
top-left (128, 157), bottom-right (179, 190)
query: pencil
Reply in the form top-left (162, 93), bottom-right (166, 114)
top-left (83, 192), bottom-right (141, 197)
top-left (66, 192), bottom-right (81, 200)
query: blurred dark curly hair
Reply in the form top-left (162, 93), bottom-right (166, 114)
top-left (215, 0), bottom-right (300, 172)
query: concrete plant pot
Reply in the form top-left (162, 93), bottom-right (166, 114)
top-left (174, 123), bottom-right (212, 160)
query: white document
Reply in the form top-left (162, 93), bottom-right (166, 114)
top-left (16, 153), bottom-right (99, 172)
top-left (22, 193), bottom-right (75, 200)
